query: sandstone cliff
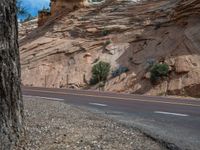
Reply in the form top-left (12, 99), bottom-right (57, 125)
top-left (18, 18), bottom-right (37, 40)
top-left (38, 0), bottom-right (91, 26)
top-left (19, 0), bottom-right (200, 97)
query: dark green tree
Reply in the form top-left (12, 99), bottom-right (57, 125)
top-left (90, 61), bottom-right (111, 85)
top-left (150, 63), bottom-right (169, 84)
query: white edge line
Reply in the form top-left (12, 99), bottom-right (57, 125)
top-left (154, 111), bottom-right (189, 117)
top-left (89, 103), bottom-right (108, 107)
top-left (23, 95), bottom-right (64, 101)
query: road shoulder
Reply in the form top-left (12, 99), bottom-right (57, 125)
top-left (15, 96), bottom-right (167, 150)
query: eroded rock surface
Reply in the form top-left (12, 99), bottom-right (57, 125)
top-left (18, 18), bottom-right (38, 40)
top-left (20, 0), bottom-right (200, 97)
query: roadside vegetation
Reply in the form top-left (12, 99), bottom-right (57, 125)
top-left (150, 63), bottom-right (169, 84)
top-left (90, 61), bottom-right (111, 85)
top-left (112, 66), bottom-right (129, 78)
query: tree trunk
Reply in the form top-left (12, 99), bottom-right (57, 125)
top-left (0, 0), bottom-right (24, 149)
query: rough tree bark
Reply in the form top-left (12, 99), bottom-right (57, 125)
top-left (0, 0), bottom-right (24, 149)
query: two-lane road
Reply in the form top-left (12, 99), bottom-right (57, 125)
top-left (23, 86), bottom-right (200, 150)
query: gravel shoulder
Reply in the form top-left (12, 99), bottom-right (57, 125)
top-left (15, 97), bottom-right (167, 150)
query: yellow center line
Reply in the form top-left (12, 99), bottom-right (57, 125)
top-left (23, 89), bottom-right (200, 107)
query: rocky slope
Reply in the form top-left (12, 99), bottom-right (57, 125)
top-left (19, 0), bottom-right (200, 97)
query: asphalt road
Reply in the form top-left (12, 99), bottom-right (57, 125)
top-left (22, 86), bottom-right (200, 150)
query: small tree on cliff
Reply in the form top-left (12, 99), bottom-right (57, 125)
top-left (150, 63), bottom-right (169, 84)
top-left (0, 0), bottom-right (24, 149)
top-left (90, 61), bottom-right (111, 85)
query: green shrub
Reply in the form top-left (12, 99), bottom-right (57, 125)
top-left (90, 61), bottom-right (111, 85)
top-left (150, 63), bottom-right (169, 84)
top-left (102, 28), bottom-right (109, 36)
top-left (146, 58), bottom-right (156, 68)
top-left (105, 40), bottom-right (111, 46)
top-left (112, 66), bottom-right (129, 78)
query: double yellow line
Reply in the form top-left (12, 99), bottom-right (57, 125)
top-left (24, 89), bottom-right (200, 107)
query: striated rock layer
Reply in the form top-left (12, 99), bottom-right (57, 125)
top-left (20, 0), bottom-right (200, 97)
top-left (38, 0), bottom-right (92, 27)
top-left (18, 18), bottom-right (38, 40)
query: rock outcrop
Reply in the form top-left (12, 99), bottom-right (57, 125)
top-left (38, 11), bottom-right (51, 27)
top-left (38, 0), bottom-right (89, 27)
top-left (19, 0), bottom-right (200, 97)
top-left (18, 18), bottom-right (38, 40)
top-left (51, 0), bottom-right (87, 16)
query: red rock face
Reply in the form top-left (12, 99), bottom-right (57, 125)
top-left (50, 0), bottom-right (85, 16)
top-left (38, 11), bottom-right (51, 27)
top-left (37, 0), bottom-right (86, 27)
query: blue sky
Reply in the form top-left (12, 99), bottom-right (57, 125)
top-left (20, 0), bottom-right (50, 18)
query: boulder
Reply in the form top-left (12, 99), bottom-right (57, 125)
top-left (86, 28), bottom-right (98, 33)
top-left (119, 73), bottom-right (127, 81)
top-left (144, 72), bottom-right (151, 79)
top-left (174, 56), bottom-right (191, 73)
top-left (168, 70), bottom-right (200, 97)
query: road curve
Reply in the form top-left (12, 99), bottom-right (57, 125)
top-left (22, 86), bottom-right (200, 150)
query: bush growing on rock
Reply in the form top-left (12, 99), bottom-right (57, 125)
top-left (90, 61), bottom-right (111, 85)
top-left (146, 58), bottom-right (156, 68)
top-left (102, 28), bottom-right (110, 36)
top-left (105, 40), bottom-right (111, 46)
top-left (150, 63), bottom-right (169, 84)
top-left (112, 66), bottom-right (129, 78)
